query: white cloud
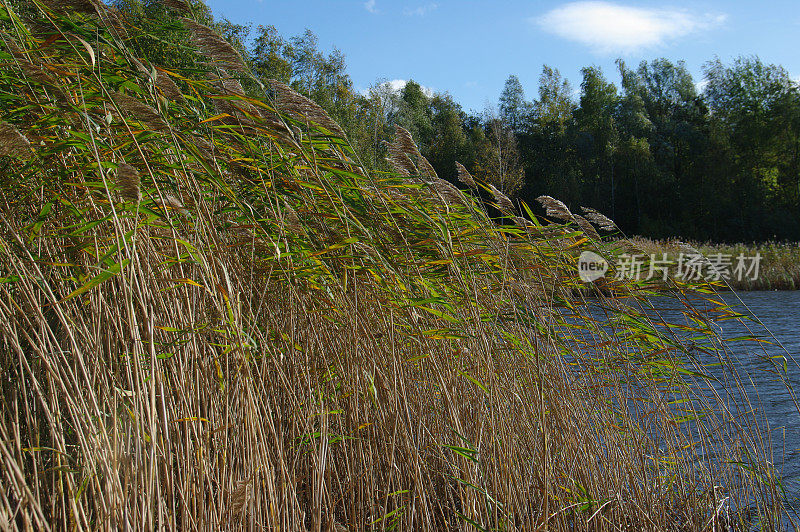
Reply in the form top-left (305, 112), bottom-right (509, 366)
top-left (386, 79), bottom-right (434, 96)
top-left (535, 2), bottom-right (726, 54)
top-left (362, 79), bottom-right (434, 97)
top-left (364, 0), bottom-right (377, 14)
top-left (695, 79), bottom-right (709, 93)
top-left (403, 3), bottom-right (438, 16)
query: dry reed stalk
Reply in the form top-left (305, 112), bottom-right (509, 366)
top-left (581, 206), bottom-right (617, 231)
top-left (1, 7), bottom-right (790, 529)
top-left (268, 80), bottom-right (346, 138)
top-left (116, 163), bottom-right (141, 202)
top-left (536, 195), bottom-right (574, 221)
top-left (180, 18), bottom-right (248, 74)
top-left (0, 122), bottom-right (33, 159)
top-left (109, 91), bottom-right (170, 132)
top-left (455, 161), bottom-right (477, 188)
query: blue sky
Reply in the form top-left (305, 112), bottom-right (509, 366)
top-left (204, 0), bottom-right (800, 113)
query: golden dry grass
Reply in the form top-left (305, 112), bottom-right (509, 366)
top-left (0, 2), bottom-right (796, 530)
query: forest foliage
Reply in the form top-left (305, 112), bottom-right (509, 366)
top-left (154, 1), bottom-right (800, 243)
top-left (1, 0), bottom-right (798, 529)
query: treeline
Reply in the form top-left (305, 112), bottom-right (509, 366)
top-left (119, 0), bottom-right (800, 242)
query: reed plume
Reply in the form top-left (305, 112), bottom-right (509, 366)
top-left (393, 125), bottom-right (420, 159)
top-left (110, 91), bottom-right (170, 132)
top-left (40, 0), bottom-right (99, 15)
top-left (282, 199), bottom-right (303, 232)
top-left (180, 18), bottom-right (248, 74)
top-left (218, 77), bottom-right (261, 118)
top-left (229, 478), bottom-right (251, 519)
top-left (0, 122), bottom-right (33, 159)
top-left (14, 59), bottom-right (54, 86)
top-left (162, 0), bottom-right (192, 14)
top-left (581, 206), bottom-right (617, 231)
top-left (455, 161), bottom-right (477, 188)
top-left (381, 142), bottom-right (415, 176)
top-left (98, 5), bottom-right (128, 38)
top-left (133, 59), bottom-right (184, 101)
top-left (573, 214), bottom-right (600, 241)
top-left (116, 163), bottom-right (141, 201)
top-left (428, 178), bottom-right (466, 205)
top-left (486, 182), bottom-right (514, 212)
top-left (268, 79), bottom-right (345, 138)
top-left (385, 125), bottom-right (444, 180)
top-left (153, 193), bottom-right (190, 215)
top-left (536, 195), bottom-right (574, 221)
top-left (512, 216), bottom-right (541, 235)
top-left (155, 70), bottom-right (184, 101)
top-left (417, 154), bottom-right (437, 181)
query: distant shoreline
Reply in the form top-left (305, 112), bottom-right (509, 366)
top-left (621, 237), bottom-right (800, 291)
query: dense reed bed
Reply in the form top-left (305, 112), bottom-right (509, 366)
top-left (1, 1), bottom-right (797, 530)
top-left (630, 238), bottom-right (800, 291)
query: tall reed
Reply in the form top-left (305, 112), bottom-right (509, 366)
top-left (0, 2), bottom-right (796, 530)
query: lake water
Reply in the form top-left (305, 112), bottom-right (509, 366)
top-left (718, 291), bottom-right (800, 507)
top-left (573, 290), bottom-right (800, 513)
top-left (638, 291), bottom-right (800, 512)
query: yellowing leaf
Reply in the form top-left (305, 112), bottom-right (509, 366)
top-left (61, 259), bottom-right (130, 302)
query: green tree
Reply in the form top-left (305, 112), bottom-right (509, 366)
top-left (574, 66), bottom-right (619, 214)
top-left (499, 75), bottom-right (530, 132)
top-left (392, 80), bottom-right (434, 151)
top-left (703, 56), bottom-right (800, 238)
top-left (427, 93), bottom-right (469, 180)
top-left (473, 116), bottom-right (524, 196)
top-left (534, 66), bottom-right (573, 131)
top-left (251, 25), bottom-right (292, 83)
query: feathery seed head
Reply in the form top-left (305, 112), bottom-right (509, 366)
top-left (487, 183), bottom-right (514, 212)
top-left (155, 70), bottom-right (184, 101)
top-left (116, 163), bottom-right (141, 202)
top-left (268, 80), bottom-right (345, 138)
top-left (162, 0), bottom-right (192, 13)
top-left (573, 214), bottom-right (600, 241)
top-left (455, 161), bottom-right (477, 188)
top-left (580, 206), bottom-right (617, 231)
top-left (110, 91), bottom-right (170, 132)
top-left (181, 18), bottom-right (248, 74)
top-left (0, 122), bottom-right (33, 160)
top-left (536, 195), bottom-right (574, 221)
